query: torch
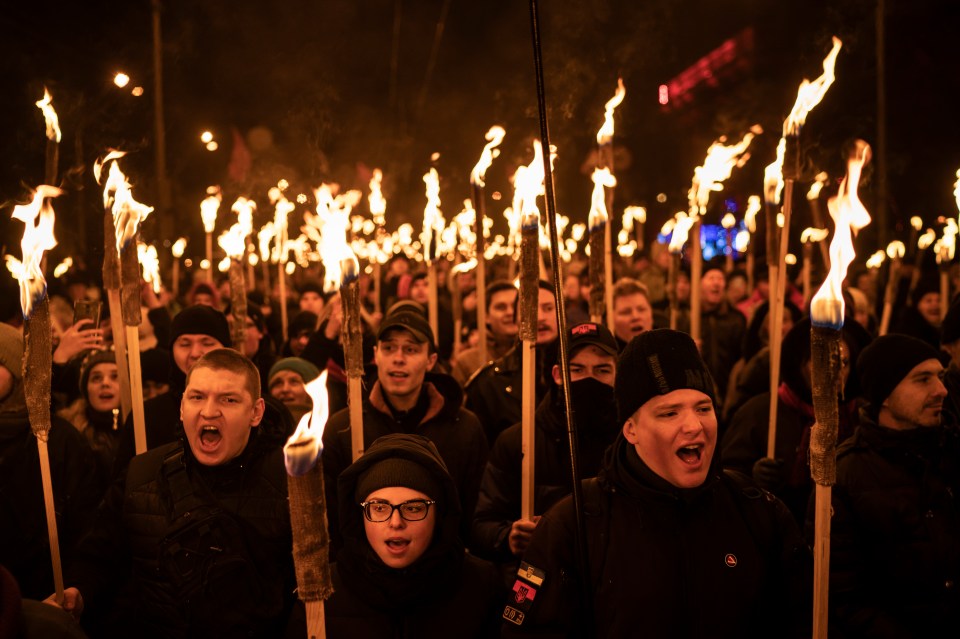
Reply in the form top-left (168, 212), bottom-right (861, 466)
top-left (232, 197), bottom-right (257, 292)
top-left (93, 153), bottom-right (133, 424)
top-left (908, 216), bottom-right (923, 260)
top-left (470, 126), bottom-right (506, 365)
top-left (907, 228), bottom-right (936, 304)
top-left (10, 185), bottom-right (65, 604)
top-left (339, 251), bottom-right (365, 462)
top-left (422, 168), bottom-right (444, 343)
top-left (283, 370), bottom-right (335, 639)
top-left (937, 220), bottom-right (958, 321)
top-left (721, 212), bottom-right (737, 274)
top-left (800, 228), bottom-right (829, 310)
top-left (171, 237), bottom-right (187, 300)
top-left (270, 186), bottom-right (295, 343)
top-left (666, 213), bottom-right (695, 330)
top-left (102, 158), bottom-right (154, 456)
top-left (743, 196), bottom-right (761, 293)
top-left (200, 188), bottom-right (222, 284)
top-left (766, 36), bottom-right (842, 460)
top-left (588, 167), bottom-right (616, 326)
top-left (219, 224), bottom-right (248, 349)
top-left (809, 139), bottom-right (872, 639)
top-left (139, 243), bottom-right (162, 297)
top-left (623, 206), bottom-right (646, 257)
top-left (368, 169), bottom-right (387, 315)
top-left (596, 78), bottom-right (626, 332)
top-left (689, 128), bottom-right (761, 342)
top-left (878, 241), bottom-right (905, 335)
top-left (519, 203), bottom-right (540, 521)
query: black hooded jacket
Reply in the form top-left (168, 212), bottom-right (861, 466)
top-left (321, 373), bottom-right (488, 557)
top-left (324, 434), bottom-right (502, 638)
top-left (502, 434), bottom-right (811, 638)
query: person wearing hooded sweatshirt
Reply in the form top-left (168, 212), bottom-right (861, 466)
top-left (0, 323), bottom-right (102, 602)
top-left (806, 334), bottom-right (960, 638)
top-left (324, 433), bottom-right (502, 638)
top-left (722, 317), bottom-right (872, 524)
top-left (503, 329), bottom-right (811, 638)
top-left (113, 304), bottom-right (294, 478)
top-left (471, 323), bottom-right (621, 573)
top-left (322, 309), bottom-right (488, 558)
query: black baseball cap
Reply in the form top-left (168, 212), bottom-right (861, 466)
top-left (567, 322), bottom-right (618, 359)
top-left (377, 310), bottom-right (436, 352)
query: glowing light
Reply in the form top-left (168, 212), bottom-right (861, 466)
top-left (658, 84), bottom-right (669, 105)
top-left (131, 86), bottom-right (144, 97)
top-left (668, 212), bottom-right (696, 254)
top-left (886, 241), bottom-right (905, 260)
top-left (200, 187), bottom-right (222, 234)
top-left (95, 153), bottom-right (154, 253)
top-left (206, 141), bottom-right (218, 152)
top-left (784, 37), bottom-right (842, 137)
top-left (910, 216), bottom-right (923, 231)
top-left (53, 257), bottom-right (73, 279)
top-left (231, 197), bottom-right (256, 237)
top-left (589, 167), bottom-right (616, 230)
top-left (172, 237), bottom-right (187, 258)
top-left (866, 251), bottom-right (885, 269)
top-left (801, 228), bottom-right (829, 244)
top-left (138, 243), bottom-right (161, 293)
top-left (114, 73), bottom-right (130, 88)
top-left (807, 172), bottom-right (829, 201)
top-left (201, 131), bottom-right (214, 143)
top-left (690, 127), bottom-right (761, 215)
top-left (597, 77), bottom-right (626, 146)
top-left (35, 88), bottom-right (61, 143)
top-left (918, 228), bottom-right (936, 250)
top-left (744, 195), bottom-right (761, 233)
top-left (9, 186), bottom-right (62, 317)
top-left (721, 213), bottom-right (736, 230)
top-left (218, 223), bottom-right (247, 259)
top-left (470, 126), bottom-right (506, 188)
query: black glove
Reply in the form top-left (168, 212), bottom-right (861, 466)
top-left (751, 457), bottom-right (785, 492)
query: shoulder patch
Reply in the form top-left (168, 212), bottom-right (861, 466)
top-left (503, 561), bottom-right (546, 625)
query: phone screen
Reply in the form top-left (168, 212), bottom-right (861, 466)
top-left (73, 299), bottom-right (102, 328)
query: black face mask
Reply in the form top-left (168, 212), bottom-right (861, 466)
top-left (567, 376), bottom-right (620, 442)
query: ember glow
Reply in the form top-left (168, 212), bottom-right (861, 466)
top-left (596, 77), bottom-right (626, 146)
top-left (811, 141), bottom-right (872, 327)
top-left (35, 88), bottom-right (61, 143)
top-left (690, 127), bottom-right (761, 214)
top-left (9, 186), bottom-right (62, 317)
top-left (470, 126), bottom-right (506, 187)
top-left (283, 369), bottom-right (330, 476)
top-left (784, 37), bottom-right (842, 136)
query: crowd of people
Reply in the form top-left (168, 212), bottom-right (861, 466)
top-left (0, 242), bottom-right (958, 638)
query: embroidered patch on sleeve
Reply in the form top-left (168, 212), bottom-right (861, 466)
top-left (503, 561), bottom-right (546, 625)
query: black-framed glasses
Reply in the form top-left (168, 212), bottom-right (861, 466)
top-left (360, 499), bottom-right (436, 522)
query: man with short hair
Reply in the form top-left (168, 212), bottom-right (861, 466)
top-left (452, 280), bottom-right (518, 385)
top-left (50, 349), bottom-right (296, 636)
top-left (466, 281), bottom-right (559, 444)
top-left (812, 334), bottom-right (960, 637)
top-left (503, 329), bottom-right (810, 637)
top-left (322, 309), bottom-right (488, 556)
top-left (610, 277), bottom-right (656, 351)
top-left (472, 322), bottom-right (621, 565)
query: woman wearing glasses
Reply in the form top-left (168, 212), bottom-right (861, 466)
top-left (325, 433), bottom-right (503, 638)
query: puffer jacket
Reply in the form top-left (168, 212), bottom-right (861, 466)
top-left (502, 434), bottom-right (811, 638)
top-left (67, 430), bottom-right (295, 638)
top-left (322, 372), bottom-right (488, 557)
top-left (809, 415), bottom-right (960, 638)
top-left (324, 433), bottom-right (502, 638)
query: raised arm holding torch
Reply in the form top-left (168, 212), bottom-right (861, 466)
top-left (10, 185), bottom-right (65, 604)
top-left (809, 139), bottom-right (872, 639)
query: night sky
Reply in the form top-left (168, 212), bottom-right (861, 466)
top-left (1, 0), bottom-right (958, 278)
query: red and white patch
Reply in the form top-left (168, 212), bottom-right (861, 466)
top-left (724, 553), bottom-right (737, 567)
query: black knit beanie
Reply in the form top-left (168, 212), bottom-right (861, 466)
top-left (79, 350), bottom-right (117, 394)
top-left (615, 329), bottom-right (716, 423)
top-left (169, 305), bottom-right (231, 349)
top-left (355, 457), bottom-right (443, 504)
top-left (857, 333), bottom-right (943, 417)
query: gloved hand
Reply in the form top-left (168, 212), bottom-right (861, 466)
top-left (751, 457), bottom-right (785, 492)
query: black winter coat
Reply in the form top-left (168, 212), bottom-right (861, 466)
top-left (503, 435), bottom-right (811, 638)
top-left (324, 434), bottom-right (502, 639)
top-left (68, 432), bottom-right (296, 638)
top-left (807, 416), bottom-right (960, 638)
top-left (322, 373), bottom-right (488, 557)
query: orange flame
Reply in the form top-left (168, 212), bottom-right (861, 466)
top-left (171, 237), bottom-right (187, 258)
top-left (200, 187), bottom-right (222, 234)
top-left (589, 167), bottom-right (616, 230)
top-left (35, 88), bottom-right (61, 143)
top-left (138, 242), bottom-right (161, 293)
top-left (10, 185), bottom-right (62, 317)
top-left (690, 127), bottom-right (761, 215)
top-left (218, 223), bottom-right (247, 259)
top-left (785, 37), bottom-right (842, 136)
top-left (95, 155), bottom-right (153, 253)
top-left (310, 184), bottom-right (359, 291)
top-left (231, 197), bottom-right (256, 237)
top-left (810, 141), bottom-right (872, 326)
top-left (918, 228), bottom-right (936, 250)
top-left (597, 78), bottom-right (626, 146)
top-left (422, 168), bottom-right (445, 263)
top-left (954, 168), bottom-right (960, 218)
top-left (369, 169), bottom-right (387, 226)
top-left (886, 241), bottom-right (905, 260)
top-left (910, 216), bottom-right (923, 231)
top-left (283, 370), bottom-right (330, 476)
top-left (622, 206), bottom-right (645, 233)
top-left (470, 126), bottom-right (506, 187)
top-left (764, 138), bottom-right (786, 207)
top-left (744, 195), bottom-right (761, 233)
top-left (721, 213), bottom-right (736, 230)
top-left (865, 251), bottom-right (885, 270)
top-left (807, 172), bottom-right (829, 201)
top-left (936, 219), bottom-right (958, 264)
top-left (801, 227), bottom-right (829, 244)
top-left (668, 212), bottom-right (696, 254)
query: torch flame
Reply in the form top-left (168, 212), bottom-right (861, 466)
top-left (589, 167), bottom-right (617, 230)
top-left (807, 172), bottom-right (829, 201)
top-left (622, 206), bottom-right (645, 233)
top-left (138, 243), bottom-right (161, 293)
top-left (10, 185), bottom-right (62, 317)
top-left (369, 169), bottom-right (387, 226)
top-left (910, 216), bottom-right (923, 231)
top-left (866, 251), bottom-right (885, 270)
top-left (735, 229), bottom-right (750, 252)
top-left (918, 228), bottom-right (936, 250)
top-left (764, 138), bottom-right (786, 207)
top-left (309, 184), bottom-right (359, 291)
top-left (53, 257), bottom-right (73, 279)
top-left (597, 77), bottom-right (626, 146)
top-left (744, 195), bottom-right (761, 234)
top-left (886, 241), bottom-right (905, 260)
top-left (231, 197), bottom-right (256, 237)
top-left (801, 227), bottom-right (830, 244)
top-left (172, 237), bottom-right (187, 258)
top-left (218, 223), bottom-right (247, 259)
top-left (283, 369), bottom-right (330, 476)
top-left (95, 155), bottom-right (153, 252)
top-left (421, 168), bottom-right (445, 263)
top-left (785, 37), bottom-right (842, 136)
top-left (470, 126), bottom-right (506, 187)
top-left (937, 219), bottom-right (958, 264)
top-left (668, 212), bottom-right (696, 254)
top-left (954, 168), bottom-right (960, 218)
top-left (35, 88), bottom-right (61, 143)
top-left (691, 127), bottom-right (761, 215)
top-left (810, 140), bottom-right (872, 327)
top-left (200, 187), bottom-right (222, 234)
top-left (721, 213), bottom-right (736, 230)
